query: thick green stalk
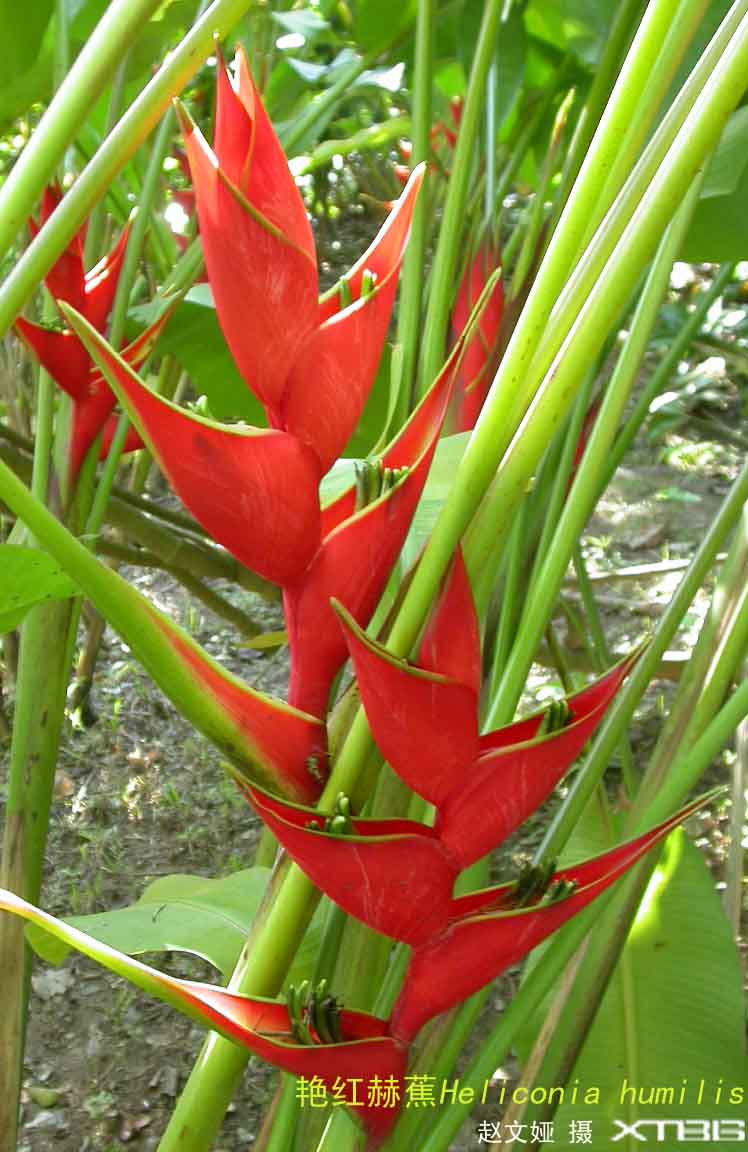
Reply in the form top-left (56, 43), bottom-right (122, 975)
top-left (550, 0), bottom-right (644, 226)
top-left (466, 9), bottom-right (746, 597)
top-left (484, 179), bottom-right (699, 725)
top-left (0, 0), bottom-right (253, 340)
top-left (633, 502), bottom-right (748, 819)
top-left (408, 5), bottom-right (748, 669)
top-left (417, 0), bottom-right (503, 398)
top-left (511, 582), bottom-right (748, 1140)
top-left (0, 0), bottom-right (163, 265)
top-left (537, 455), bottom-right (748, 862)
top-left (480, 0), bottom-right (748, 468)
top-left (390, 0), bottom-right (433, 424)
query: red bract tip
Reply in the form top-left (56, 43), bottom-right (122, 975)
top-left (284, 345), bottom-right (456, 716)
top-left (335, 602), bottom-right (479, 810)
top-left (181, 59), bottom-right (318, 416)
top-left (245, 783), bottom-right (456, 945)
top-left (83, 222), bottom-right (131, 333)
top-left (390, 796), bottom-right (708, 1043)
top-left (0, 890), bottom-right (403, 1146)
top-left (28, 184), bottom-right (87, 313)
top-left (281, 166), bottom-right (425, 474)
top-left (62, 305), bottom-right (323, 586)
top-left (418, 548), bottom-right (480, 695)
top-left (156, 627), bottom-right (326, 802)
top-left (440, 652), bottom-right (643, 869)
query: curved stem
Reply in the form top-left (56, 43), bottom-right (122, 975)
top-left (417, 0), bottom-right (503, 398)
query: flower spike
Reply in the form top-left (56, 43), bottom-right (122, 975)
top-left (390, 795), bottom-right (711, 1043)
top-left (284, 347), bottom-right (457, 716)
top-left (61, 305), bottom-right (323, 586)
top-left (178, 71), bottom-right (318, 415)
top-left (244, 782), bottom-right (456, 946)
top-left (0, 890), bottom-right (404, 1146)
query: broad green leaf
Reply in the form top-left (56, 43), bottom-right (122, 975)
top-left (27, 868), bottom-right (322, 986)
top-left (0, 545), bottom-right (79, 634)
top-left (352, 0), bottom-right (418, 53)
top-left (518, 825), bottom-right (748, 1149)
top-left (700, 106), bottom-right (748, 200)
top-left (525, 0), bottom-right (616, 67)
top-left (0, 0), bottom-right (53, 82)
top-left (682, 158), bottom-right (748, 263)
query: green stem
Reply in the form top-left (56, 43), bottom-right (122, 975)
top-left (280, 55), bottom-right (370, 155)
top-left (0, 0), bottom-right (163, 266)
top-left (84, 58), bottom-right (131, 266)
top-left (484, 0), bottom-right (748, 467)
top-left (549, 0), bottom-right (644, 228)
top-left (578, 0), bottom-right (710, 256)
top-left (87, 110), bottom-right (176, 539)
top-left (390, 0), bottom-right (433, 423)
top-left (537, 455), bottom-right (748, 863)
top-left (0, 0), bottom-right (254, 340)
top-left (417, 0), bottom-right (503, 398)
top-left (484, 178), bottom-right (699, 726)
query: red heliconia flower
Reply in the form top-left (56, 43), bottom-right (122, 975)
top-left (179, 47), bottom-right (425, 476)
top-left (283, 353), bottom-right (456, 715)
top-left (64, 291), bottom-right (458, 718)
top-left (238, 550), bottom-right (643, 924)
top-left (448, 239), bottom-right (504, 432)
top-left (242, 770), bottom-right (708, 1046)
top-left (14, 185), bottom-right (165, 478)
top-left (0, 889), bottom-right (404, 1147)
top-left (16, 317), bottom-right (161, 478)
top-left (387, 795), bottom-right (707, 1043)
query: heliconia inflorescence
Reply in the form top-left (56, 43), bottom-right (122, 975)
top-left (14, 184), bottom-right (168, 479)
top-left (7, 51), bottom-right (714, 1152)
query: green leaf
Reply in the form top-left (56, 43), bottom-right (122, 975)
top-left (271, 9), bottom-right (331, 41)
top-left (518, 827), bottom-right (748, 1148)
top-left (27, 868), bottom-right (322, 986)
top-left (130, 286), bottom-right (267, 425)
top-left (681, 156), bottom-right (748, 263)
top-left (0, 545), bottom-right (79, 634)
top-left (700, 106), bottom-right (748, 200)
top-left (525, 0), bottom-right (616, 67)
top-left (352, 0), bottom-right (418, 53)
top-left (459, 2), bottom-right (526, 130)
top-left (0, 0), bottom-right (54, 82)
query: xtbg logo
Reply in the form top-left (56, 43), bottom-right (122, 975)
top-left (611, 1118), bottom-right (746, 1143)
